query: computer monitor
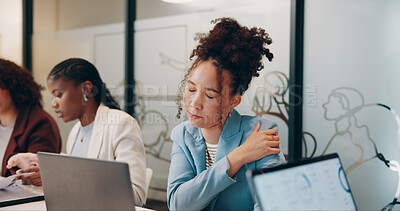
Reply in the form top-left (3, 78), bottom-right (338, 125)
top-left (247, 153), bottom-right (357, 210)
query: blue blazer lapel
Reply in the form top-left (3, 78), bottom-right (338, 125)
top-left (184, 125), bottom-right (206, 174)
top-left (215, 110), bottom-right (244, 162)
top-left (183, 109), bottom-right (243, 173)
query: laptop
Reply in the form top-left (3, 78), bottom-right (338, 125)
top-left (246, 153), bottom-right (357, 210)
top-left (37, 152), bottom-right (135, 210)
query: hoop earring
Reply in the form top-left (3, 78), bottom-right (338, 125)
top-left (83, 93), bottom-right (89, 102)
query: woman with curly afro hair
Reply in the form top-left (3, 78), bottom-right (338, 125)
top-left (167, 18), bottom-right (285, 210)
top-left (0, 58), bottom-right (61, 178)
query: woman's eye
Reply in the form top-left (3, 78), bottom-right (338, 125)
top-left (55, 93), bottom-right (62, 98)
top-left (188, 89), bottom-right (196, 93)
top-left (206, 94), bottom-right (214, 99)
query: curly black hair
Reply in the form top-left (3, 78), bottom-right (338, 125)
top-left (0, 58), bottom-right (44, 109)
top-left (176, 17), bottom-right (274, 119)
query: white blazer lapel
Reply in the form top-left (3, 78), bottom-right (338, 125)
top-left (86, 104), bottom-right (108, 158)
top-left (66, 122), bottom-right (80, 154)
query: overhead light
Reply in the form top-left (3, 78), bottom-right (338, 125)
top-left (162, 0), bottom-right (195, 4)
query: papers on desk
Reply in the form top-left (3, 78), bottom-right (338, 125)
top-left (0, 173), bottom-right (34, 190)
top-left (0, 175), bottom-right (44, 208)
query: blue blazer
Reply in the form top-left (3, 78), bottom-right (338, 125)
top-left (167, 109), bottom-right (285, 210)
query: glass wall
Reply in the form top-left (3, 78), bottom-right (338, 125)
top-left (303, 0), bottom-right (400, 209)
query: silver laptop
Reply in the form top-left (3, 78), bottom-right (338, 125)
top-left (246, 153), bottom-right (357, 210)
top-left (37, 152), bottom-right (135, 210)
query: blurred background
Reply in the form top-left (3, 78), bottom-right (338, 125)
top-left (1, 0), bottom-right (400, 210)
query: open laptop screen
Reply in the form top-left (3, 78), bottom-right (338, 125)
top-left (248, 153), bottom-right (357, 210)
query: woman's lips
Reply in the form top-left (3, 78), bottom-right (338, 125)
top-left (188, 112), bottom-right (201, 119)
top-left (55, 111), bottom-right (63, 118)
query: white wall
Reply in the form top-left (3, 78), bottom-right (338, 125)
top-left (57, 0), bottom-right (124, 30)
top-left (33, 0), bottom-right (124, 33)
top-left (0, 0), bottom-right (22, 65)
top-left (33, 0), bottom-right (58, 33)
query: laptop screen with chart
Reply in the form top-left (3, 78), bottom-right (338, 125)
top-left (247, 153), bottom-right (357, 210)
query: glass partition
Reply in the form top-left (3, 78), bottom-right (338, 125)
top-left (303, 0), bottom-right (400, 209)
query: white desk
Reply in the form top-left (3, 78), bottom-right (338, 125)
top-left (0, 180), bottom-right (153, 211)
top-left (0, 200), bottom-right (153, 211)
top-left (1, 201), bottom-right (47, 211)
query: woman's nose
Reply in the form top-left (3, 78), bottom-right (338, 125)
top-left (190, 93), bottom-right (203, 110)
top-left (51, 98), bottom-right (58, 108)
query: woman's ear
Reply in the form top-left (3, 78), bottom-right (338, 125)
top-left (81, 81), bottom-right (93, 95)
top-left (229, 94), bottom-right (241, 110)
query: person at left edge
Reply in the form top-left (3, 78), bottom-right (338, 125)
top-left (0, 58), bottom-right (61, 177)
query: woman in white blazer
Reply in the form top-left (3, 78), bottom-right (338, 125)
top-left (7, 58), bottom-right (147, 206)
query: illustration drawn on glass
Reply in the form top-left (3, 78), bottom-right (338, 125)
top-left (252, 71), bottom-right (317, 158)
top-left (322, 87), bottom-right (400, 209)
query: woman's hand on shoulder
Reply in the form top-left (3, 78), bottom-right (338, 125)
top-left (240, 123), bottom-right (280, 163)
top-left (227, 123), bottom-right (280, 177)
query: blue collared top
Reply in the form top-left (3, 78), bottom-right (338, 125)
top-left (167, 109), bottom-right (286, 210)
